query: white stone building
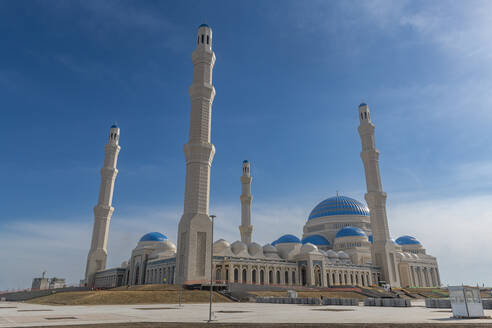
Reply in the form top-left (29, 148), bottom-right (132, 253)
top-left (89, 24), bottom-right (440, 289)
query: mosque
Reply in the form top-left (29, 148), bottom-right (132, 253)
top-left (84, 24), bottom-right (440, 290)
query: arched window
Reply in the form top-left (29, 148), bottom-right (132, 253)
top-left (260, 270), bottom-right (265, 285)
top-left (314, 266), bottom-right (321, 287)
top-left (201, 34), bottom-right (204, 43)
top-left (134, 265), bottom-right (140, 285)
top-left (285, 271), bottom-right (289, 284)
top-left (242, 269), bottom-right (247, 284)
top-left (364, 112), bottom-right (367, 119)
top-left (225, 269), bottom-right (229, 282)
top-left (269, 270), bottom-right (273, 284)
top-left (292, 271), bottom-right (296, 285)
top-left (252, 269), bottom-right (257, 284)
top-left (276, 271), bottom-right (281, 284)
top-left (234, 268), bottom-right (239, 283)
top-left (361, 113), bottom-right (363, 119)
top-left (301, 266), bottom-right (307, 286)
top-left (207, 35), bottom-right (209, 44)
top-left (216, 268), bottom-right (221, 281)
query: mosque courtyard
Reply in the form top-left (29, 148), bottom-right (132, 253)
top-left (2, 301), bottom-right (492, 327)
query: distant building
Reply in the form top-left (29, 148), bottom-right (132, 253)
top-left (87, 24), bottom-right (440, 290)
top-left (32, 272), bottom-right (66, 290)
top-left (49, 278), bottom-right (66, 289)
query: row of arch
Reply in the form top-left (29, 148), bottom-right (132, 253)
top-left (360, 111), bottom-right (370, 120)
top-left (214, 265), bottom-right (298, 286)
top-left (198, 34), bottom-right (210, 45)
top-left (323, 268), bottom-right (372, 287)
top-left (145, 265), bottom-right (175, 285)
top-left (216, 267), bottom-right (298, 286)
top-left (409, 266), bottom-right (440, 287)
top-left (213, 264), bottom-right (373, 287)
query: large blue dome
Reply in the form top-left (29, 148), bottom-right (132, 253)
top-left (272, 234), bottom-right (300, 245)
top-left (308, 195), bottom-right (369, 220)
top-left (302, 234), bottom-right (331, 246)
top-left (336, 226), bottom-right (367, 238)
top-left (395, 235), bottom-right (421, 245)
top-left (140, 232), bottom-right (168, 242)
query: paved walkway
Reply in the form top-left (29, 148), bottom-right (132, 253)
top-left (1, 301), bottom-right (492, 327)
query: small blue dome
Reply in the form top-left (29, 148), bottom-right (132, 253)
top-left (272, 234), bottom-right (300, 245)
top-left (395, 235), bottom-right (421, 245)
top-left (302, 235), bottom-right (331, 246)
top-left (243, 160), bottom-right (249, 163)
top-left (199, 23), bottom-right (210, 28)
top-left (139, 232), bottom-right (168, 242)
top-left (336, 226), bottom-right (367, 238)
top-left (111, 124), bottom-right (118, 129)
top-left (359, 102), bottom-right (368, 107)
top-left (308, 195), bottom-right (369, 220)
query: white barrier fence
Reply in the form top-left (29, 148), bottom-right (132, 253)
top-left (255, 297), bottom-right (360, 306)
top-left (363, 298), bottom-right (412, 307)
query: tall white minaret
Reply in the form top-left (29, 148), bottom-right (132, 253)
top-left (239, 160), bottom-right (253, 243)
top-left (176, 24), bottom-right (216, 284)
top-left (358, 103), bottom-right (400, 287)
top-left (85, 124), bottom-right (121, 286)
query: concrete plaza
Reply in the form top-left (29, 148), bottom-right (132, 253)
top-left (1, 300), bottom-right (492, 327)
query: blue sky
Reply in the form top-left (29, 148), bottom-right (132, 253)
top-left (1, 0), bottom-right (492, 290)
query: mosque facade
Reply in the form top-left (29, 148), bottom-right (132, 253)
top-left (86, 24), bottom-right (440, 290)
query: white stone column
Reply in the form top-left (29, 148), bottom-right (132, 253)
top-left (85, 124), bottom-right (121, 286)
top-left (358, 103), bottom-right (400, 287)
top-left (176, 24), bottom-right (216, 285)
top-left (239, 161), bottom-right (253, 243)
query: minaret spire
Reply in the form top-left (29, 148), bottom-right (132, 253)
top-left (357, 103), bottom-right (400, 287)
top-left (176, 24), bottom-right (216, 284)
top-left (239, 160), bottom-right (253, 243)
top-left (85, 124), bottom-right (121, 286)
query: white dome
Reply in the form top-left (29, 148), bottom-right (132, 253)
top-left (326, 250), bottom-right (338, 258)
top-left (337, 251), bottom-right (349, 259)
top-left (231, 240), bottom-right (248, 255)
top-left (248, 242), bottom-right (262, 256)
top-left (158, 240), bottom-right (176, 252)
top-left (149, 240), bottom-right (177, 259)
top-left (262, 244), bottom-right (280, 258)
top-left (263, 244), bottom-right (278, 253)
top-left (213, 239), bottom-right (231, 253)
top-left (300, 242), bottom-right (319, 254)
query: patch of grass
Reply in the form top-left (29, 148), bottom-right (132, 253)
top-left (27, 289), bottom-right (231, 305)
